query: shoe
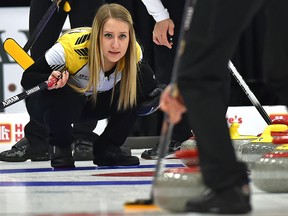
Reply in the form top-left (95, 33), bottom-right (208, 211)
top-left (93, 146), bottom-right (139, 166)
top-left (141, 140), bottom-right (182, 160)
top-left (73, 139), bottom-right (132, 161)
top-left (72, 139), bottom-right (93, 161)
top-left (185, 185), bottom-right (252, 214)
top-left (0, 138), bottom-right (49, 162)
top-left (120, 146), bottom-right (132, 156)
top-left (51, 146), bottom-right (75, 168)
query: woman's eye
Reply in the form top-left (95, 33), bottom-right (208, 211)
top-left (119, 34), bottom-right (127, 39)
top-left (104, 33), bottom-right (113, 38)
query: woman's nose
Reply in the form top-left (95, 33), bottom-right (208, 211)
top-left (112, 38), bottom-right (119, 48)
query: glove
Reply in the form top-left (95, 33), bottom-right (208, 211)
top-left (137, 83), bottom-right (167, 116)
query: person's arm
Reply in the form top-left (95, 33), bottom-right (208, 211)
top-left (141, 0), bottom-right (174, 49)
top-left (141, 0), bottom-right (169, 22)
top-left (21, 56), bottom-right (52, 89)
top-left (21, 43), bottom-right (67, 90)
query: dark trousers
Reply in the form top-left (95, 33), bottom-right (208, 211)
top-left (178, 0), bottom-right (266, 191)
top-left (25, 0), bottom-right (104, 148)
top-left (153, 0), bottom-right (192, 141)
top-left (26, 85), bottom-right (137, 150)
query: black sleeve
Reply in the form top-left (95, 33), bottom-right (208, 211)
top-left (21, 55), bottom-right (53, 90)
top-left (137, 60), bottom-right (157, 102)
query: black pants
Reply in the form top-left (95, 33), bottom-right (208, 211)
top-left (25, 0), bottom-right (104, 149)
top-left (178, 0), bottom-right (266, 191)
top-left (153, 0), bottom-right (192, 141)
top-left (25, 85), bottom-right (136, 150)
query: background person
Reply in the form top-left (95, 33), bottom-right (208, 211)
top-left (140, 0), bottom-right (192, 159)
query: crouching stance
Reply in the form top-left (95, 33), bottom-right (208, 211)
top-left (21, 3), bottom-right (160, 168)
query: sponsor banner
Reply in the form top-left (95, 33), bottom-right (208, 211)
top-left (0, 112), bottom-right (107, 152)
top-left (226, 105), bottom-right (288, 136)
top-left (0, 113), bottom-right (28, 152)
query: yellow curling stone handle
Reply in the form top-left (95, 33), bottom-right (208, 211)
top-left (229, 122), bottom-right (257, 140)
top-left (252, 124), bottom-right (288, 143)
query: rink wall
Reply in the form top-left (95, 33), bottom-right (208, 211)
top-left (1, 106), bottom-right (288, 152)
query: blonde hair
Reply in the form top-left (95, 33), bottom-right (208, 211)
top-left (78, 3), bottom-right (138, 110)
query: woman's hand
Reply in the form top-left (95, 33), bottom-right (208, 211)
top-left (47, 70), bottom-right (69, 90)
top-left (160, 84), bottom-right (187, 124)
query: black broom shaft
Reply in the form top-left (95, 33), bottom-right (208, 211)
top-left (23, 0), bottom-right (60, 52)
top-left (0, 77), bottom-right (58, 111)
top-left (228, 61), bottom-right (272, 125)
top-left (0, 82), bottom-right (47, 111)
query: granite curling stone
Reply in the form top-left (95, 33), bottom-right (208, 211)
top-left (251, 151), bottom-right (288, 193)
top-left (271, 137), bottom-right (288, 155)
top-left (273, 144), bottom-right (288, 153)
top-left (237, 124), bottom-right (287, 168)
top-left (153, 166), bottom-right (206, 212)
top-left (229, 122), bottom-right (258, 159)
top-left (272, 136), bottom-right (288, 148)
top-left (270, 119), bottom-right (288, 137)
top-left (179, 137), bottom-right (198, 167)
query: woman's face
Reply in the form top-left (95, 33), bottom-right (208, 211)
top-left (101, 18), bottom-right (130, 69)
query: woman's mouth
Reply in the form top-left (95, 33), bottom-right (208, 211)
top-left (109, 51), bottom-right (120, 55)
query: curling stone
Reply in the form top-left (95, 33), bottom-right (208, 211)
top-left (237, 124), bottom-right (287, 168)
top-left (273, 144), bottom-right (288, 153)
top-left (271, 118), bottom-right (288, 126)
top-left (153, 166), bottom-right (207, 212)
top-left (176, 148), bottom-right (199, 167)
top-left (271, 137), bottom-right (288, 154)
top-left (180, 136), bottom-right (197, 150)
top-left (251, 152), bottom-right (288, 193)
top-left (270, 119), bottom-right (288, 137)
top-left (179, 137), bottom-right (198, 167)
top-left (229, 122), bottom-right (258, 159)
top-left (273, 136), bottom-right (288, 147)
